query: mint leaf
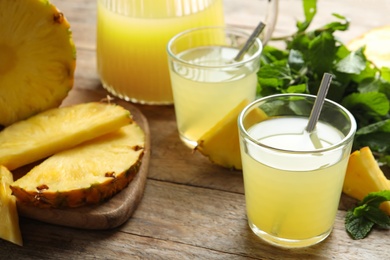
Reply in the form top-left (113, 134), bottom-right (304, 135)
top-left (360, 190), bottom-right (390, 206)
top-left (382, 67), bottom-right (390, 81)
top-left (345, 190), bottom-right (390, 240)
top-left (321, 13), bottom-right (349, 32)
top-left (335, 48), bottom-right (366, 74)
top-left (355, 120), bottom-right (390, 135)
top-left (362, 206), bottom-right (390, 229)
top-left (342, 92), bottom-right (389, 118)
top-left (354, 132), bottom-right (390, 154)
top-left (258, 0), bottom-right (390, 165)
top-left (288, 49), bottom-right (305, 71)
top-left (345, 210), bottom-right (375, 240)
top-left (308, 31), bottom-right (337, 75)
top-left (297, 0), bottom-right (317, 32)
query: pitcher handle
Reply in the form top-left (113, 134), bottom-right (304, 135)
top-left (262, 0), bottom-right (279, 45)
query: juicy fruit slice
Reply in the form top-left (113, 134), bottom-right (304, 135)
top-left (343, 146), bottom-right (390, 215)
top-left (10, 123), bottom-right (145, 208)
top-left (196, 99), bottom-right (267, 170)
top-left (0, 166), bottom-right (23, 246)
top-left (0, 102), bottom-right (131, 170)
top-left (0, 0), bottom-right (76, 127)
top-left (347, 25), bottom-right (390, 68)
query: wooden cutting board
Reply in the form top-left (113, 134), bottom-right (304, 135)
top-left (15, 89), bottom-right (151, 230)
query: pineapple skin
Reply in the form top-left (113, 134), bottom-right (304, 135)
top-left (11, 159), bottom-right (142, 208)
top-left (0, 0), bottom-right (76, 127)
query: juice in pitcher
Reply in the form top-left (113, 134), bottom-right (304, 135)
top-left (96, 0), bottom-right (225, 104)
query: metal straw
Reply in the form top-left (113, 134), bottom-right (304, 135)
top-left (306, 73), bottom-right (333, 133)
top-left (234, 21), bottom-right (266, 62)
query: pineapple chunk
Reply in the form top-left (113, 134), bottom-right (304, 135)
top-left (0, 0), bottom-right (76, 127)
top-left (195, 99), bottom-right (267, 170)
top-left (0, 166), bottom-right (23, 246)
top-left (11, 123), bottom-right (145, 208)
top-left (0, 102), bottom-right (131, 170)
top-left (343, 146), bottom-right (390, 215)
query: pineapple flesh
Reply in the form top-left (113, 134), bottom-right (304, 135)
top-left (0, 166), bottom-right (23, 246)
top-left (343, 146), bottom-right (390, 215)
top-left (0, 102), bottom-right (132, 170)
top-left (10, 123), bottom-right (145, 208)
top-left (0, 0), bottom-right (76, 127)
top-left (196, 99), bottom-right (267, 170)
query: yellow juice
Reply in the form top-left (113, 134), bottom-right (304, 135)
top-left (241, 117), bottom-right (351, 247)
top-left (169, 46), bottom-right (258, 147)
top-left (96, 0), bottom-right (225, 104)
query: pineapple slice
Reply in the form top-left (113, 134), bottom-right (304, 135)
top-left (347, 25), bottom-right (390, 68)
top-left (0, 166), bottom-right (23, 246)
top-left (343, 146), bottom-right (390, 215)
top-left (10, 123), bottom-right (145, 208)
top-left (0, 0), bottom-right (76, 127)
top-left (0, 102), bottom-right (131, 170)
top-left (195, 99), bottom-right (267, 170)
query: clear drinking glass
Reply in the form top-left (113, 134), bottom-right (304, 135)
top-left (96, 0), bottom-right (225, 105)
top-left (238, 94), bottom-right (356, 248)
top-left (167, 26), bottom-right (262, 148)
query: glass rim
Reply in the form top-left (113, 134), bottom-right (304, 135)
top-left (238, 93), bottom-right (357, 154)
top-left (166, 26), bottom-right (263, 69)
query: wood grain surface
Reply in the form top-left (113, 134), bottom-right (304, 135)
top-left (0, 0), bottom-right (389, 259)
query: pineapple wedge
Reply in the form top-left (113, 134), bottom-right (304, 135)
top-left (10, 123), bottom-right (145, 208)
top-left (0, 102), bottom-right (131, 170)
top-left (0, 0), bottom-right (76, 127)
top-left (196, 99), bottom-right (267, 170)
top-left (0, 166), bottom-right (23, 246)
top-left (343, 146), bottom-right (390, 215)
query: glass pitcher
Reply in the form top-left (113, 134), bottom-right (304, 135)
top-left (96, 0), bottom-right (279, 105)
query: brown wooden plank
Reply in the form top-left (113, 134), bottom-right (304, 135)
top-left (4, 179), bottom-right (387, 259)
top-left (0, 218), bottom-right (248, 259)
top-left (124, 180), bottom-right (389, 259)
top-left (2, 0), bottom-right (389, 258)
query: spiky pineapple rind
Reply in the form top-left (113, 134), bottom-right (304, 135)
top-left (11, 156), bottom-right (143, 208)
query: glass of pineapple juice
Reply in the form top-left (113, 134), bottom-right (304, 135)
top-left (96, 0), bottom-right (225, 105)
top-left (167, 26), bottom-right (262, 148)
top-left (238, 94), bottom-right (356, 248)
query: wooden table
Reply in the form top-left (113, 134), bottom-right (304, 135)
top-left (1, 0), bottom-right (389, 259)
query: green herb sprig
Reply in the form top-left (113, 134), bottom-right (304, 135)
top-left (345, 190), bottom-right (390, 239)
top-left (258, 0), bottom-right (390, 165)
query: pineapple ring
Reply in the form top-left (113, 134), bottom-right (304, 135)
top-left (0, 0), bottom-right (76, 127)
